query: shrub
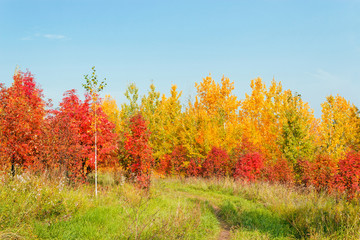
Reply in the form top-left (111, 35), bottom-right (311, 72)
top-left (296, 159), bottom-right (312, 186)
top-left (202, 147), bottom-right (229, 178)
top-left (157, 146), bottom-right (201, 177)
top-left (230, 139), bottom-right (262, 175)
top-left (186, 158), bottom-right (202, 177)
top-left (262, 159), bottom-right (294, 184)
top-left (171, 145), bottom-right (189, 175)
top-left (311, 155), bottom-right (337, 192)
top-left (234, 152), bottom-right (264, 182)
top-left (335, 151), bottom-right (360, 199)
top-left (158, 154), bottom-right (172, 176)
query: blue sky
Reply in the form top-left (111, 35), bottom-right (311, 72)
top-left (0, 0), bottom-right (359, 116)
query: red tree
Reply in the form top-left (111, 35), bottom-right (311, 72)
top-left (0, 71), bottom-right (46, 172)
top-left (52, 90), bottom-right (117, 181)
top-left (35, 111), bottom-right (84, 181)
top-left (123, 113), bottom-right (154, 189)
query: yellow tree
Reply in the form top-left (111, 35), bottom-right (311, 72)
top-left (239, 78), bottom-right (284, 161)
top-left (140, 83), bottom-right (161, 158)
top-left (141, 84), bottom-right (160, 118)
top-left (153, 85), bottom-right (183, 159)
top-left (239, 78), bottom-right (266, 151)
top-left (179, 101), bottom-right (207, 159)
top-left (102, 95), bottom-right (121, 134)
top-left (320, 95), bottom-right (359, 160)
top-left (350, 106), bottom-right (360, 151)
top-left (181, 75), bottom-right (241, 158)
top-left (195, 75), bottom-right (240, 119)
top-left (119, 83), bottom-right (140, 133)
top-left (240, 78), bottom-right (319, 165)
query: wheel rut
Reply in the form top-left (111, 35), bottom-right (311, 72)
top-left (211, 204), bottom-right (231, 240)
top-left (173, 191), bottom-right (232, 240)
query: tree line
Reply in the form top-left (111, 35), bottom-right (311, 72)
top-left (1, 69), bottom-right (360, 197)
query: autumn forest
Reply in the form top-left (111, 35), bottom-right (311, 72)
top-left (1, 67), bottom-right (359, 198)
top-left (2, 67), bottom-right (360, 239)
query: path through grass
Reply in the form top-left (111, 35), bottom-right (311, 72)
top-left (2, 174), bottom-right (360, 239)
top-left (159, 178), bottom-right (296, 240)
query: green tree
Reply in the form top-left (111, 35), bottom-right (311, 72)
top-left (121, 83), bottom-right (139, 120)
top-left (140, 84), bottom-right (161, 157)
top-left (279, 92), bottom-right (315, 180)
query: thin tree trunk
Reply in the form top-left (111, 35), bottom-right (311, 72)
top-left (95, 101), bottom-right (98, 198)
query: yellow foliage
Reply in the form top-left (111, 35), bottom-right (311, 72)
top-left (239, 78), bottom-right (282, 161)
top-left (142, 84), bottom-right (183, 159)
top-left (239, 78), bottom-right (317, 163)
top-left (102, 95), bottom-right (121, 133)
top-left (320, 95), bottom-right (359, 160)
top-left (181, 74), bottom-right (241, 158)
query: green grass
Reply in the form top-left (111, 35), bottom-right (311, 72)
top-left (1, 173), bottom-right (360, 239)
top-left (160, 178), bottom-right (295, 240)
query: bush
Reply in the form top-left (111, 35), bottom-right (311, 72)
top-left (335, 151), bottom-right (360, 199)
top-left (186, 158), bottom-right (202, 177)
top-left (158, 154), bottom-right (172, 176)
top-left (311, 155), bottom-right (337, 192)
top-left (262, 159), bottom-right (294, 184)
top-left (234, 152), bottom-right (264, 182)
top-left (171, 145), bottom-right (189, 175)
top-left (202, 147), bottom-right (229, 178)
top-left (158, 147), bottom-right (202, 177)
top-left (294, 159), bottom-right (312, 186)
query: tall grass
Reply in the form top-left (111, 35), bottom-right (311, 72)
top-left (238, 182), bottom-right (360, 239)
top-left (2, 172), bottom-right (360, 239)
top-left (0, 172), bottom-right (219, 239)
top-left (0, 171), bottom-right (93, 239)
top-left (173, 177), bottom-right (360, 239)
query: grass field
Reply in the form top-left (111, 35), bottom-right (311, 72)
top-left (1, 172), bottom-right (360, 240)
